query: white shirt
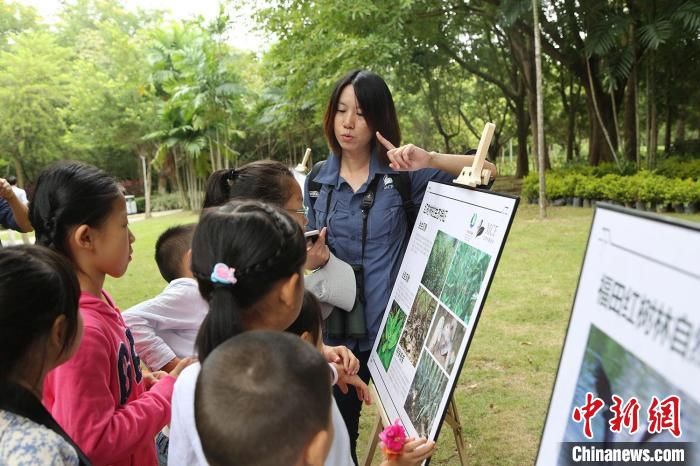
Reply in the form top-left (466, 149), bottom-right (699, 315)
top-left (10, 186), bottom-right (28, 205)
top-left (168, 363), bottom-right (207, 466)
top-left (167, 363), bottom-right (354, 466)
top-left (123, 278), bottom-right (208, 371)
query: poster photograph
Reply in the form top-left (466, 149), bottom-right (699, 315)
top-left (536, 204), bottom-right (700, 466)
top-left (369, 181), bottom-right (518, 440)
top-left (420, 230), bottom-right (458, 297)
top-left (425, 305), bottom-right (467, 373)
top-left (404, 350), bottom-right (449, 437)
top-left (377, 301), bottom-right (407, 371)
top-left (400, 286), bottom-right (438, 367)
top-left (440, 242), bottom-right (491, 323)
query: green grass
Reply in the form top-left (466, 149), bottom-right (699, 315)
top-left (105, 211), bottom-right (198, 310)
top-left (99, 206), bottom-right (700, 465)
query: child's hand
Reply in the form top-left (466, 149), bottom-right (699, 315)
top-left (323, 344), bottom-right (360, 375)
top-left (380, 437), bottom-right (435, 466)
top-left (334, 364), bottom-right (371, 405)
top-left (143, 370), bottom-right (169, 389)
top-left (169, 357), bottom-right (197, 378)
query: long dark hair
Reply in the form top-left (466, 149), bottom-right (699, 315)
top-left (0, 245), bottom-right (81, 382)
top-left (323, 69), bottom-right (401, 164)
top-left (30, 162), bottom-right (122, 256)
top-left (202, 160), bottom-right (296, 209)
top-left (192, 200), bottom-right (306, 361)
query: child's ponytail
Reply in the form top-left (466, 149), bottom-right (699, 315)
top-left (192, 200), bottom-right (306, 361)
top-left (202, 161), bottom-right (296, 209)
top-left (195, 287), bottom-right (245, 361)
top-left (30, 162), bottom-right (122, 255)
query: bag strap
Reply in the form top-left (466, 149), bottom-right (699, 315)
top-left (360, 176), bottom-right (381, 261)
top-left (389, 173), bottom-right (416, 230)
top-left (306, 160), bottom-right (326, 212)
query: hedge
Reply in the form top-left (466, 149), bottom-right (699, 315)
top-left (522, 171), bottom-right (700, 210)
top-left (133, 193), bottom-right (185, 213)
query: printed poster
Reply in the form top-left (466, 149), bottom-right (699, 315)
top-left (536, 204), bottom-right (700, 465)
top-left (368, 181), bottom-right (518, 441)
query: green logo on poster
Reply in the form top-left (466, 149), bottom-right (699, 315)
top-left (470, 213), bottom-right (478, 228)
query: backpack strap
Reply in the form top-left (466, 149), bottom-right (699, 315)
top-left (389, 173), bottom-right (416, 230)
top-left (306, 160), bottom-right (326, 211)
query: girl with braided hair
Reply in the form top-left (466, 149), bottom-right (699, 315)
top-left (203, 161), bottom-right (362, 383)
top-left (168, 200), bottom-right (367, 466)
top-left (29, 162), bottom-right (195, 466)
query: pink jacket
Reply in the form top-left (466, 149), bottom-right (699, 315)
top-left (44, 291), bottom-right (175, 466)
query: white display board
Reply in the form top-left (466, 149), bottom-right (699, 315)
top-left (537, 204), bottom-right (700, 465)
top-left (368, 181), bottom-right (518, 441)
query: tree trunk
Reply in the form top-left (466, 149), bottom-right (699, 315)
top-left (138, 151), bottom-right (152, 219)
top-left (623, 63), bottom-right (638, 163)
top-left (515, 101), bottom-right (530, 178)
top-left (565, 77), bottom-right (578, 163)
top-left (584, 57), bottom-right (620, 166)
top-left (674, 113), bottom-right (685, 145)
top-left (533, 0), bottom-right (546, 218)
top-left (11, 155), bottom-right (26, 188)
top-left (664, 95), bottom-right (672, 154)
top-left (157, 170), bottom-right (168, 195)
top-left (647, 53), bottom-right (658, 169)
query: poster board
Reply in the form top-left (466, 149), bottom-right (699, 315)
top-left (536, 204), bottom-right (700, 465)
top-left (368, 180), bottom-right (518, 442)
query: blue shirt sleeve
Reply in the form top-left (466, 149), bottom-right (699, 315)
top-left (408, 168), bottom-right (454, 206)
top-left (0, 199), bottom-right (20, 230)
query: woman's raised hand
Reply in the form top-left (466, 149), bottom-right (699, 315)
top-left (376, 132), bottom-right (432, 171)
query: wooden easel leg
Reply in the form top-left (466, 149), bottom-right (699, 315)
top-left (362, 414), bottom-right (383, 466)
top-left (445, 398), bottom-right (468, 466)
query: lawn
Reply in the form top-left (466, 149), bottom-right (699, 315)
top-left (94, 205), bottom-right (700, 465)
top-left (105, 211), bottom-right (199, 309)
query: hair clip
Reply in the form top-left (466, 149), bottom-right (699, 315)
top-left (211, 263), bottom-right (237, 286)
top-left (225, 168), bottom-right (239, 181)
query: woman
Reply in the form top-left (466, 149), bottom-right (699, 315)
top-left (304, 69), bottom-right (497, 462)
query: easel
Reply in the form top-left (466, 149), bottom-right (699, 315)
top-left (294, 147), bottom-right (313, 174)
top-left (362, 385), bottom-right (468, 466)
top-left (453, 122), bottom-right (495, 188)
top-left (362, 123), bottom-right (497, 466)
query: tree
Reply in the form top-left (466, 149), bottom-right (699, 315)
top-left (0, 32), bottom-right (71, 185)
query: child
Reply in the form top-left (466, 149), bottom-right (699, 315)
top-left (195, 330), bottom-right (333, 466)
top-left (123, 224), bottom-right (207, 372)
top-left (168, 200), bottom-right (364, 465)
top-left (203, 162), bottom-right (357, 325)
top-left (29, 162), bottom-right (194, 466)
top-left (288, 292), bottom-right (436, 466)
top-left (286, 291), bottom-right (367, 466)
top-left (0, 245), bottom-right (90, 466)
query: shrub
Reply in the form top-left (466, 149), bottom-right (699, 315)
top-left (151, 193), bottom-right (185, 211)
top-left (521, 174), bottom-right (539, 201)
top-left (135, 196), bottom-right (145, 213)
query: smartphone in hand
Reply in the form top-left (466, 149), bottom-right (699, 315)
top-left (305, 229), bottom-right (320, 243)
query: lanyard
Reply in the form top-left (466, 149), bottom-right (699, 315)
top-left (323, 175), bottom-right (381, 263)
